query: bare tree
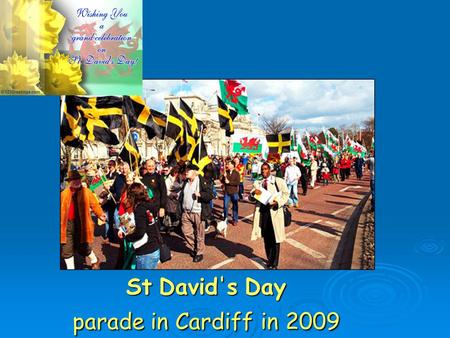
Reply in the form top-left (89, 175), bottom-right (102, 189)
top-left (362, 117), bottom-right (374, 133)
top-left (262, 116), bottom-right (291, 134)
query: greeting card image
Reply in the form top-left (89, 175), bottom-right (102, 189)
top-left (0, 0), bottom-right (142, 96)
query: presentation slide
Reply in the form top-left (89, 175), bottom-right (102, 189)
top-left (0, 1), bottom-right (447, 337)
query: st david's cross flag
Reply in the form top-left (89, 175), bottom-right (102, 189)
top-left (266, 133), bottom-right (291, 154)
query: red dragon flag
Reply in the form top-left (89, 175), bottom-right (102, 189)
top-left (219, 80), bottom-right (248, 115)
top-left (323, 127), bottom-right (339, 146)
top-left (319, 144), bottom-right (337, 159)
top-left (305, 131), bottom-right (320, 150)
top-left (345, 138), bottom-right (367, 156)
top-left (232, 136), bottom-right (262, 154)
top-left (298, 138), bottom-right (311, 167)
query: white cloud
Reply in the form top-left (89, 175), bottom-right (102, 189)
top-left (143, 79), bottom-right (374, 131)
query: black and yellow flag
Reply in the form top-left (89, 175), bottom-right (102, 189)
top-left (179, 98), bottom-right (200, 137)
top-left (172, 125), bottom-right (197, 163)
top-left (266, 133), bottom-right (291, 153)
top-left (67, 96), bottom-right (123, 128)
top-left (119, 135), bottom-right (141, 171)
top-left (61, 99), bottom-right (84, 149)
top-left (192, 139), bottom-right (211, 175)
top-left (123, 96), bottom-right (166, 139)
top-left (167, 140), bottom-right (188, 167)
top-left (166, 103), bottom-right (184, 142)
top-left (171, 140), bottom-right (190, 163)
top-left (62, 96), bottom-right (121, 146)
top-left (217, 96), bottom-right (237, 137)
top-left (79, 118), bottom-right (120, 145)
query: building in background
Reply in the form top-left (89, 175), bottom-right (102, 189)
top-left (62, 94), bottom-right (264, 164)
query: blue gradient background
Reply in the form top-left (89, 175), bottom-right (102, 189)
top-left (0, 0), bottom-right (448, 336)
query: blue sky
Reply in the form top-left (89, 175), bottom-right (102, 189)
top-left (143, 79), bottom-right (374, 132)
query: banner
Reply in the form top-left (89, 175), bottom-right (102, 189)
top-left (231, 134), bottom-right (266, 154)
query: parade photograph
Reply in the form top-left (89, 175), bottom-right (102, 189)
top-left (60, 79), bottom-right (375, 270)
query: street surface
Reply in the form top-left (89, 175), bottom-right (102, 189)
top-left (71, 171), bottom-right (370, 270)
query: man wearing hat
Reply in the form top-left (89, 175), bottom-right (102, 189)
top-left (179, 164), bottom-right (214, 263)
top-left (60, 170), bottom-right (107, 269)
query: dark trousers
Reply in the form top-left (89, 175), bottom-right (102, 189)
top-left (300, 177), bottom-right (307, 194)
top-left (345, 168), bottom-right (351, 178)
top-left (61, 220), bottom-right (92, 259)
top-left (224, 193), bottom-right (239, 222)
top-left (356, 167), bottom-right (363, 179)
top-left (104, 202), bottom-right (117, 242)
top-left (260, 209), bottom-right (280, 267)
top-left (238, 182), bottom-right (244, 199)
top-left (340, 168), bottom-right (346, 181)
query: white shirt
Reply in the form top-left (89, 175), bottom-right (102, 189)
top-left (251, 162), bottom-right (261, 174)
top-left (165, 174), bottom-right (174, 194)
top-left (255, 175), bottom-right (275, 190)
top-left (284, 165), bottom-right (301, 185)
top-left (182, 176), bottom-right (201, 213)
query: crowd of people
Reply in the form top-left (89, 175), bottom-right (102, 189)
top-left (60, 150), bottom-right (374, 270)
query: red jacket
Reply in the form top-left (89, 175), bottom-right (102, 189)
top-left (340, 158), bottom-right (351, 169)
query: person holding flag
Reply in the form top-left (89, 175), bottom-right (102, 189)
top-left (297, 135), bottom-right (311, 195)
top-left (109, 161), bottom-right (131, 234)
top-left (234, 157), bottom-right (246, 200)
top-left (221, 160), bottom-right (241, 226)
top-left (98, 160), bottom-right (118, 243)
top-left (142, 159), bottom-right (167, 230)
top-left (354, 153), bottom-right (365, 180)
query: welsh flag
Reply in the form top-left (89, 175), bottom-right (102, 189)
top-left (371, 137), bottom-right (375, 150)
top-left (298, 138), bottom-right (311, 166)
top-left (344, 135), bottom-right (352, 148)
top-left (330, 142), bottom-right (339, 153)
top-left (323, 128), bottom-right (339, 145)
top-left (320, 144), bottom-right (337, 159)
top-left (89, 173), bottom-right (112, 199)
top-left (305, 131), bottom-right (320, 150)
top-left (345, 137), bottom-right (367, 156)
top-left (89, 174), bottom-right (107, 193)
top-left (219, 80), bottom-right (248, 115)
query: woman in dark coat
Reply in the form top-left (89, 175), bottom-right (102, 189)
top-left (354, 153), bottom-right (365, 179)
top-left (118, 183), bottom-right (161, 270)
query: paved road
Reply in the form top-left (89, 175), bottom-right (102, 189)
top-left (70, 171), bottom-right (370, 270)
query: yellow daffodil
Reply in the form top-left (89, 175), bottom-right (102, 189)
top-left (43, 51), bottom-right (86, 95)
top-left (0, 0), bottom-right (65, 61)
top-left (0, 52), bottom-right (42, 94)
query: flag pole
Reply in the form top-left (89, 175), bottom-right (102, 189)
top-left (198, 124), bottom-right (203, 164)
top-left (122, 114), bottom-right (136, 174)
top-left (206, 90), bottom-right (218, 105)
top-left (98, 167), bottom-right (117, 204)
top-left (60, 96), bottom-right (71, 175)
top-left (60, 95), bottom-right (66, 124)
top-left (65, 145), bottom-right (71, 177)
